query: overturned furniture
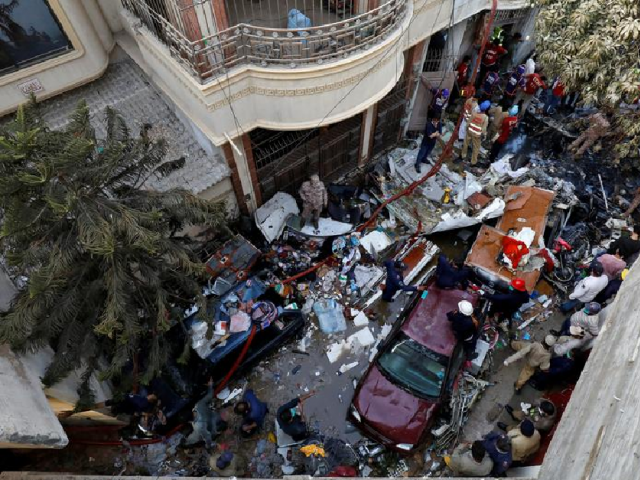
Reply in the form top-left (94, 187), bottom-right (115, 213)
top-left (466, 186), bottom-right (555, 292)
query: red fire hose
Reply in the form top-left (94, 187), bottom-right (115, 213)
top-left (284, 0), bottom-right (499, 283)
top-left (70, 0), bottom-right (498, 446)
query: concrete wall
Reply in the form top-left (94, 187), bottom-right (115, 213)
top-left (0, 0), bottom-right (112, 117)
top-left (0, 346), bottom-right (68, 449)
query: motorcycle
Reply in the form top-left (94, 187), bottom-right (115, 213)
top-left (544, 223), bottom-right (591, 286)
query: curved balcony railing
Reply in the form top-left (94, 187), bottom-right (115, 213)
top-left (122, 0), bottom-right (408, 84)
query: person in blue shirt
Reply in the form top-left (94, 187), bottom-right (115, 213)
top-left (435, 254), bottom-right (471, 290)
top-left (382, 260), bottom-right (426, 302)
top-left (415, 116), bottom-right (443, 174)
top-left (429, 87), bottom-right (450, 119)
top-left (482, 431), bottom-right (512, 477)
top-left (234, 389), bottom-right (268, 437)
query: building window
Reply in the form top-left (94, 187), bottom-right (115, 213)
top-left (0, 0), bottom-right (72, 75)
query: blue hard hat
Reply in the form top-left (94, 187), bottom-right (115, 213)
top-left (509, 105), bottom-right (519, 116)
top-left (442, 88), bottom-right (450, 97)
top-left (480, 100), bottom-right (491, 112)
top-left (517, 64), bottom-right (526, 75)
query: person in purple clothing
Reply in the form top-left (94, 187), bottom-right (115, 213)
top-left (234, 389), bottom-right (268, 437)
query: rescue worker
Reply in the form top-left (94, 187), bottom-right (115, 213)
top-left (514, 71), bottom-right (547, 116)
top-left (503, 335), bottom-right (556, 393)
top-left (568, 112), bottom-right (611, 157)
top-left (561, 263), bottom-right (608, 313)
top-left (544, 78), bottom-right (565, 115)
top-left (448, 440), bottom-right (494, 477)
top-left (502, 64), bottom-right (526, 107)
top-left (461, 100), bottom-right (490, 166)
top-left (480, 71), bottom-right (501, 101)
top-left (427, 86), bottom-right (450, 119)
top-left (478, 41), bottom-right (508, 84)
top-left (482, 432), bottom-right (512, 477)
top-left (458, 89), bottom-right (479, 144)
top-left (299, 174), bottom-right (327, 231)
top-left (447, 300), bottom-right (480, 359)
top-left (435, 254), bottom-right (471, 290)
top-left (415, 116), bottom-right (442, 174)
top-left (382, 260), bottom-right (426, 302)
top-left (488, 104), bottom-right (507, 140)
top-left (482, 278), bottom-right (530, 330)
top-left (504, 399), bottom-right (557, 434)
top-left (506, 420), bottom-right (541, 462)
top-left (451, 55), bottom-right (472, 103)
top-left (488, 105), bottom-right (519, 161)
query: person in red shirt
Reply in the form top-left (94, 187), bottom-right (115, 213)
top-left (478, 43), bottom-right (508, 86)
top-left (544, 78), bottom-right (565, 115)
top-left (488, 105), bottom-right (519, 161)
top-left (457, 55), bottom-right (472, 86)
top-left (514, 72), bottom-right (547, 116)
top-left (450, 55), bottom-right (472, 104)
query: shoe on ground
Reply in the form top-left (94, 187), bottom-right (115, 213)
top-left (497, 422), bottom-right (508, 432)
top-left (504, 405), bottom-right (517, 420)
top-left (550, 329), bottom-right (561, 337)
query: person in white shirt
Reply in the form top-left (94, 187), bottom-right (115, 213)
top-left (561, 263), bottom-right (608, 313)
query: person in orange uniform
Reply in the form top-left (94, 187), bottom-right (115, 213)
top-left (461, 100), bottom-right (490, 165)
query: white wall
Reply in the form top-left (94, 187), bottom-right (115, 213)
top-left (0, 0), bottom-right (112, 117)
top-left (117, 0), bottom-right (531, 146)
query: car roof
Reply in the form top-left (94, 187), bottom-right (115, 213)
top-left (400, 284), bottom-right (479, 356)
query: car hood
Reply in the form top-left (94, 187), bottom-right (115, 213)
top-left (354, 365), bottom-right (438, 445)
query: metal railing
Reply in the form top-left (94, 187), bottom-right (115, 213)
top-left (422, 50), bottom-right (460, 73)
top-left (122, 0), bottom-right (408, 83)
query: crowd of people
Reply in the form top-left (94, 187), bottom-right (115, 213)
top-left (414, 25), bottom-right (613, 180)
top-left (432, 223), bottom-right (636, 477)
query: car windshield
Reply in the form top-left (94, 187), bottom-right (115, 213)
top-left (378, 335), bottom-right (448, 398)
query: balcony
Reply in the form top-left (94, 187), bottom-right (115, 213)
top-left (122, 0), bottom-right (408, 83)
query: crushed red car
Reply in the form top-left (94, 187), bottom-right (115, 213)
top-left (348, 282), bottom-right (480, 453)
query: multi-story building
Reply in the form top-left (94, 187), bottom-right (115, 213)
top-left (0, 0), bottom-right (535, 219)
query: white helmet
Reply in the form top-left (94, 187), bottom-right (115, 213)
top-left (458, 300), bottom-right (474, 316)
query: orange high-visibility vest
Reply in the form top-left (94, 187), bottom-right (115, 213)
top-left (468, 113), bottom-right (486, 137)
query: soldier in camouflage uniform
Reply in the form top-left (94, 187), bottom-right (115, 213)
top-left (299, 174), bottom-right (327, 230)
top-left (569, 112), bottom-right (611, 157)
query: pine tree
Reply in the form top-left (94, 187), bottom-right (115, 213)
top-left (536, 0), bottom-right (640, 163)
top-left (0, 99), bottom-right (229, 396)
